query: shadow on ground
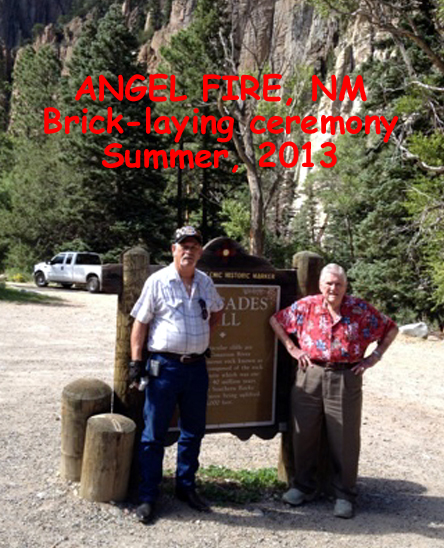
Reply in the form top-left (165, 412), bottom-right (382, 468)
top-left (121, 477), bottom-right (444, 541)
top-left (2, 283), bottom-right (109, 306)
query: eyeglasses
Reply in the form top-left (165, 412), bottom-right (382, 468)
top-left (198, 298), bottom-right (208, 320)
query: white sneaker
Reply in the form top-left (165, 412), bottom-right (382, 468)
top-left (334, 498), bottom-right (354, 518)
top-left (282, 487), bottom-right (311, 506)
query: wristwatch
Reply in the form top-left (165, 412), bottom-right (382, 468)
top-left (372, 349), bottom-right (383, 360)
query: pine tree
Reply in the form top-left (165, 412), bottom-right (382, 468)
top-left (292, 3), bottom-right (444, 322)
top-left (61, 3), bottom-right (171, 259)
top-left (300, 130), bottom-right (434, 322)
top-left (0, 45), bottom-right (77, 270)
top-left (159, 0), bottom-right (239, 242)
top-left (9, 45), bottom-right (61, 139)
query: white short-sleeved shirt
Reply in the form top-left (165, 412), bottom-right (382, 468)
top-left (130, 263), bottom-right (224, 354)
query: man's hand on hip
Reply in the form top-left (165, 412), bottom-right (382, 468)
top-left (294, 350), bottom-right (313, 371)
top-left (284, 341), bottom-right (313, 370)
top-left (351, 353), bottom-right (379, 375)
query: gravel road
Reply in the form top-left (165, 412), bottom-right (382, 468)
top-left (1, 284), bottom-right (444, 548)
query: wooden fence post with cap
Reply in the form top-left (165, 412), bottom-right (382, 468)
top-left (113, 246), bottom-right (150, 427)
top-left (277, 251), bottom-right (324, 484)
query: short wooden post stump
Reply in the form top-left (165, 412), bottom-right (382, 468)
top-left (79, 413), bottom-right (136, 502)
top-left (60, 378), bottom-right (112, 481)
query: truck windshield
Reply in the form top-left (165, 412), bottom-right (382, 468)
top-left (51, 254), bottom-right (65, 265)
top-left (75, 254), bottom-right (101, 265)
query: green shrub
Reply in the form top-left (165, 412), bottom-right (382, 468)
top-left (32, 23), bottom-right (45, 40)
top-left (10, 273), bottom-right (27, 283)
top-left (6, 269), bottom-right (32, 283)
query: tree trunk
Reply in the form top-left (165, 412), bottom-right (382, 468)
top-left (243, 125), bottom-right (264, 256)
top-left (248, 169), bottom-right (264, 256)
top-left (201, 134), bottom-right (209, 241)
top-left (177, 140), bottom-right (183, 226)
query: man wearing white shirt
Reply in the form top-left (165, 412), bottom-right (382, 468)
top-left (129, 226), bottom-right (224, 524)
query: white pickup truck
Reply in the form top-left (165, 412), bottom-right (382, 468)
top-left (33, 251), bottom-right (102, 292)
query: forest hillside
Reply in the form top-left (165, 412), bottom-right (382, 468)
top-left (0, 0), bottom-right (443, 324)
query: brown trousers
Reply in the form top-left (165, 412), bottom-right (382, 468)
top-left (291, 364), bottom-right (363, 501)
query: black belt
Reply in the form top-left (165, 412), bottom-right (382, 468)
top-left (154, 350), bottom-right (209, 364)
top-left (310, 359), bottom-right (360, 371)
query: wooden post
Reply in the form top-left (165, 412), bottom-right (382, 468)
top-left (278, 251), bottom-right (324, 484)
top-left (60, 379), bottom-right (112, 481)
top-left (113, 246), bottom-right (150, 422)
top-left (79, 413), bottom-right (136, 502)
top-left (293, 251), bottom-right (324, 298)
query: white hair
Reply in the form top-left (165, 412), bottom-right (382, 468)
top-left (319, 263), bottom-right (347, 283)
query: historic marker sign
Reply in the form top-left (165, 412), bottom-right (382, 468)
top-left (196, 237), bottom-right (298, 439)
top-left (206, 285), bottom-right (280, 428)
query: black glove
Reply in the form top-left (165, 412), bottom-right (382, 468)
top-left (128, 360), bottom-right (144, 384)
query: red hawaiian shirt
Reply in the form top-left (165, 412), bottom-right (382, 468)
top-left (273, 294), bottom-right (397, 363)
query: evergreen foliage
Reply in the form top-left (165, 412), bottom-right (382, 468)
top-left (159, 0), bottom-right (239, 243)
top-left (61, 3), bottom-right (171, 260)
top-left (220, 189), bottom-right (251, 250)
top-left (0, 0), bottom-right (443, 325)
top-left (296, 130), bottom-right (434, 322)
top-left (9, 45), bottom-right (61, 139)
top-left (0, 45), bottom-right (74, 270)
top-left (293, 4), bottom-right (444, 323)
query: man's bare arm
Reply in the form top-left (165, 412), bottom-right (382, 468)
top-left (130, 319), bottom-right (149, 360)
top-left (269, 316), bottom-right (313, 370)
top-left (209, 309), bottom-right (224, 332)
top-left (375, 325), bottom-right (399, 357)
top-left (352, 325), bottom-right (399, 375)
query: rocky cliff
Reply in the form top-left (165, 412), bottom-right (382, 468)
top-left (3, 0), bottom-right (375, 109)
top-left (3, 0), bottom-right (377, 186)
top-left (142, 0), bottom-right (341, 76)
top-left (0, 0), bottom-right (73, 49)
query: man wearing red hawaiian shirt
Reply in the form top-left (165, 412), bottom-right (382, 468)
top-left (270, 263), bottom-right (398, 518)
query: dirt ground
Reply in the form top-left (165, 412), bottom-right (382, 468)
top-left (1, 284), bottom-right (444, 548)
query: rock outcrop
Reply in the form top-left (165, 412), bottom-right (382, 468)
top-left (0, 0), bottom-right (73, 49)
top-left (3, 0), bottom-right (379, 190)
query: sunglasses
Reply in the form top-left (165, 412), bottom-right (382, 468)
top-left (198, 298), bottom-right (208, 320)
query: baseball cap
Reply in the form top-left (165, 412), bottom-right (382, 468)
top-left (174, 226), bottom-right (203, 245)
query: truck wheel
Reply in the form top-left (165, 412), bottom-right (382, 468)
top-left (86, 275), bottom-right (100, 293)
top-left (61, 283), bottom-right (73, 289)
top-left (34, 272), bottom-right (48, 287)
